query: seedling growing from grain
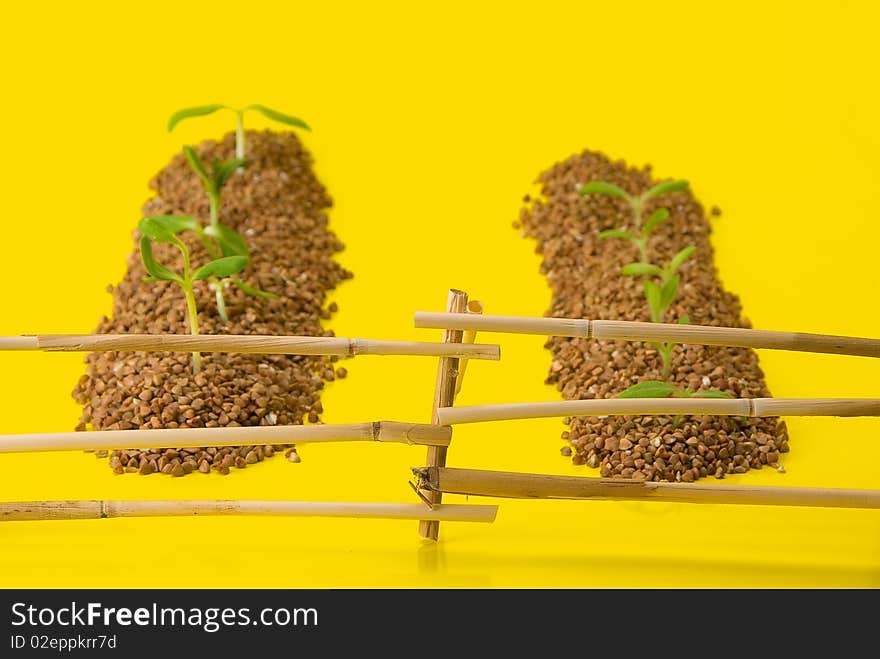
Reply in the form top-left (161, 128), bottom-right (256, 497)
top-left (617, 245), bottom-right (696, 378)
top-left (617, 380), bottom-right (734, 400)
top-left (182, 147), bottom-right (277, 320)
top-left (183, 145), bottom-right (245, 232)
top-left (168, 104), bottom-right (310, 161)
top-left (580, 179), bottom-right (689, 262)
top-left (617, 379), bottom-right (733, 427)
top-left (138, 217), bottom-right (248, 374)
top-left (580, 178), bottom-right (696, 378)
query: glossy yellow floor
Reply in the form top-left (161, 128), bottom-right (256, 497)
top-left (0, 2), bottom-right (877, 587)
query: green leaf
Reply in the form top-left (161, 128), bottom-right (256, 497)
top-left (138, 217), bottom-right (179, 244)
top-left (618, 380), bottom-right (678, 398)
top-left (691, 389), bottom-right (734, 399)
top-left (212, 158), bottom-right (248, 189)
top-left (192, 256), bottom-right (249, 281)
top-left (167, 104), bottom-right (226, 132)
top-left (205, 223), bottom-right (250, 257)
top-left (622, 262), bottom-right (663, 277)
top-left (660, 274), bottom-right (680, 309)
top-left (578, 181), bottom-right (630, 199)
top-left (247, 105), bottom-right (310, 130)
top-left (230, 278), bottom-right (278, 299)
top-left (183, 146), bottom-right (213, 191)
top-left (642, 179), bottom-right (689, 200)
top-left (669, 245), bottom-right (697, 271)
top-left (643, 280), bottom-right (661, 314)
top-left (144, 214), bottom-right (201, 235)
top-left (598, 228), bottom-right (636, 241)
top-left (644, 208), bottom-right (670, 234)
top-left (139, 237), bottom-right (182, 283)
top-left (677, 315), bottom-right (690, 325)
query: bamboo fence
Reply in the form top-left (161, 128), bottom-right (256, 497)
top-left (2, 296), bottom-right (879, 534)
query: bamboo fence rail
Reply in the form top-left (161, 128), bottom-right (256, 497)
top-left (414, 312), bottom-right (880, 358)
top-left (0, 500), bottom-right (498, 523)
top-left (415, 467), bottom-right (880, 509)
top-left (0, 334), bottom-right (500, 360)
top-left (0, 422), bottom-right (451, 454)
top-left (437, 398), bottom-right (880, 425)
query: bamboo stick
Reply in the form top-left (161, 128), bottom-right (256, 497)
top-left (0, 500), bottom-right (498, 523)
top-left (414, 312), bottom-right (880, 359)
top-left (420, 289), bottom-right (468, 540)
top-left (436, 398), bottom-right (880, 425)
top-left (455, 300), bottom-right (484, 396)
top-left (0, 334), bottom-right (500, 360)
top-left (0, 421), bottom-right (451, 454)
top-left (416, 466), bottom-right (880, 509)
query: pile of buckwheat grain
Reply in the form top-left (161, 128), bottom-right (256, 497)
top-left (72, 130), bottom-right (352, 475)
top-left (517, 149), bottom-right (788, 482)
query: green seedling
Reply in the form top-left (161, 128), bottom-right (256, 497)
top-left (618, 380), bottom-right (734, 400)
top-left (623, 246), bottom-right (696, 323)
top-left (138, 217), bottom-right (248, 374)
top-left (182, 147), bottom-right (278, 319)
top-left (144, 213), bottom-right (277, 324)
top-left (168, 104), bottom-right (310, 160)
top-left (183, 146), bottom-right (245, 231)
top-left (581, 179), bottom-right (689, 262)
top-left (581, 178), bottom-right (695, 379)
top-left (617, 379), bottom-right (734, 427)
top-left (620, 246), bottom-right (696, 378)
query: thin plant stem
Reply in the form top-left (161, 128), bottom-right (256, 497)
top-left (174, 238), bottom-right (202, 375)
top-left (660, 343), bottom-right (673, 379)
top-left (205, 196), bottom-right (229, 321)
top-left (208, 193), bottom-right (220, 230)
top-left (183, 285), bottom-right (202, 375)
top-left (213, 278), bottom-right (228, 323)
top-left (235, 110), bottom-right (245, 161)
top-left (636, 238), bottom-right (647, 263)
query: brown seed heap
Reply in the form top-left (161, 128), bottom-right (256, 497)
top-left (518, 150), bottom-right (788, 482)
top-left (73, 130), bottom-right (352, 475)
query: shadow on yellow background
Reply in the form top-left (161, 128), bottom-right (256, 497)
top-left (0, 1), bottom-right (877, 587)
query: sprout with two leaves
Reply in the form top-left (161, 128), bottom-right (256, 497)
top-left (617, 379), bottom-right (733, 427)
top-left (168, 104), bottom-right (310, 161)
top-left (138, 217), bottom-right (248, 374)
top-left (620, 245), bottom-right (696, 378)
top-left (580, 179), bottom-right (689, 262)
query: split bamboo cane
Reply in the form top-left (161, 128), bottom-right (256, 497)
top-left (415, 467), bottom-right (880, 509)
top-left (419, 289), bottom-right (468, 540)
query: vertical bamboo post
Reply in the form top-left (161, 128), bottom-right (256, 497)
top-left (419, 289), bottom-right (468, 540)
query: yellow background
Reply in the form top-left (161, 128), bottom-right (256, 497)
top-left (0, 1), bottom-right (877, 587)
